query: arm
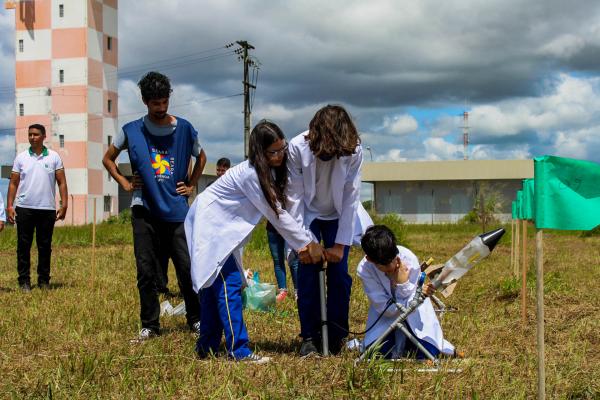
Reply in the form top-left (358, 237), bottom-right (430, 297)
top-left (0, 195), bottom-right (5, 232)
top-left (102, 144), bottom-right (142, 192)
top-left (176, 148), bottom-right (206, 196)
top-left (55, 168), bottom-right (68, 221)
top-left (285, 142), bottom-right (306, 228)
top-left (326, 147), bottom-right (363, 262)
top-left (335, 146), bottom-right (363, 246)
top-left (392, 251), bottom-right (420, 301)
top-left (6, 172), bottom-right (20, 224)
top-left (239, 171), bottom-right (323, 263)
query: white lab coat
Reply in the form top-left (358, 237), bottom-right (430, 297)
top-left (185, 161), bottom-right (314, 292)
top-left (356, 246), bottom-right (454, 354)
top-left (286, 131), bottom-right (371, 246)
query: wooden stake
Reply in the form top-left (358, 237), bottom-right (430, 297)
top-left (536, 229), bottom-right (545, 400)
top-left (511, 219), bottom-right (515, 274)
top-left (92, 198), bottom-right (97, 286)
top-left (514, 219), bottom-right (520, 277)
top-left (521, 220), bottom-right (528, 325)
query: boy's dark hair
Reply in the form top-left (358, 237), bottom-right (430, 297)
top-left (361, 225), bottom-right (399, 265)
top-left (216, 157), bottom-right (231, 168)
top-left (306, 104), bottom-right (360, 158)
top-left (138, 71), bottom-right (172, 101)
top-left (28, 123), bottom-right (46, 136)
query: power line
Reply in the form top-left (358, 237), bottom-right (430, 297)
top-left (0, 92), bottom-right (242, 134)
top-left (0, 44), bottom-right (237, 96)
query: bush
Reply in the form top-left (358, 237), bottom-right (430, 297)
top-left (372, 213), bottom-right (409, 248)
top-left (105, 209), bottom-right (132, 225)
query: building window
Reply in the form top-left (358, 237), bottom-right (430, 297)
top-left (59, 69), bottom-right (64, 83)
top-left (59, 4), bottom-right (64, 18)
top-left (19, 103), bottom-right (24, 116)
top-left (107, 36), bottom-right (112, 51)
top-left (59, 134), bottom-right (64, 148)
top-left (18, 39), bottom-right (24, 52)
top-left (107, 99), bottom-right (112, 113)
top-left (104, 196), bottom-right (111, 213)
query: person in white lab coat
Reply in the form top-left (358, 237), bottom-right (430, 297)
top-left (185, 120), bottom-right (324, 363)
top-left (357, 225), bottom-right (455, 359)
top-left (286, 104), bottom-right (367, 356)
top-left (0, 194), bottom-right (6, 233)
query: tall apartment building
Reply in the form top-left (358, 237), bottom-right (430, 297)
top-left (5, 0), bottom-right (118, 224)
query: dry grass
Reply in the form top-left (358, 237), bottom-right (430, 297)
top-left (0, 222), bottom-right (598, 399)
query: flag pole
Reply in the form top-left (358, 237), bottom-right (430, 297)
top-left (511, 218), bottom-right (515, 274)
top-left (521, 220), bottom-right (528, 325)
top-left (536, 229), bottom-right (545, 400)
top-left (515, 219), bottom-right (520, 277)
top-left (92, 198), bottom-right (97, 287)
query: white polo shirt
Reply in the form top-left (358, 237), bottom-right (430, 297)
top-left (0, 194), bottom-right (5, 222)
top-left (12, 147), bottom-right (64, 210)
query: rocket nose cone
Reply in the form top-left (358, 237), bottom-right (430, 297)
top-left (479, 228), bottom-right (505, 251)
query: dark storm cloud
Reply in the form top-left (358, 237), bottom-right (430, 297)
top-left (118, 0), bottom-right (600, 108)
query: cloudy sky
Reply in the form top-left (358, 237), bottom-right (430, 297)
top-left (2, 0), bottom-right (600, 197)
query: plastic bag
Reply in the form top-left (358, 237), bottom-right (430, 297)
top-left (243, 282), bottom-right (276, 312)
top-left (160, 300), bottom-right (187, 316)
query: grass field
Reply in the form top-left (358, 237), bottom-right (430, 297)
top-left (0, 219), bottom-right (598, 399)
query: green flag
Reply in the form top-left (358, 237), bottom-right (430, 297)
top-left (522, 178), bottom-right (535, 221)
top-left (516, 190), bottom-right (523, 220)
top-left (512, 200), bottom-right (518, 220)
top-left (534, 155), bottom-right (600, 230)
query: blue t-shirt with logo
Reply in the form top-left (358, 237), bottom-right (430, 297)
top-left (122, 116), bottom-right (199, 222)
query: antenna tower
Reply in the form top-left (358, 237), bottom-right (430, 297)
top-left (462, 111), bottom-right (469, 160)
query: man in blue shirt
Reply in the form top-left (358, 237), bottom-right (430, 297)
top-left (102, 72), bottom-right (205, 342)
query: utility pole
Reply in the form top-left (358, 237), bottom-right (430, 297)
top-left (236, 41), bottom-right (256, 159)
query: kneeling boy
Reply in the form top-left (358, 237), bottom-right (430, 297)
top-left (357, 225), bottom-right (455, 359)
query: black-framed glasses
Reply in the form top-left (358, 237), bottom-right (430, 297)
top-left (265, 143), bottom-right (288, 157)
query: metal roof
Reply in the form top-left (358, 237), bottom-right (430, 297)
top-left (361, 159), bottom-right (533, 182)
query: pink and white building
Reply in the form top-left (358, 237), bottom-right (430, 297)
top-left (5, 0), bottom-right (118, 225)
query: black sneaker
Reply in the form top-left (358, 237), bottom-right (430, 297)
top-left (38, 282), bottom-right (50, 290)
top-left (20, 283), bottom-right (31, 293)
top-left (299, 338), bottom-right (319, 357)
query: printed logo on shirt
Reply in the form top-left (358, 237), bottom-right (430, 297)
top-left (150, 149), bottom-right (174, 181)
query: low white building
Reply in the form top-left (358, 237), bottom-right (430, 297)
top-left (362, 159), bottom-right (533, 223)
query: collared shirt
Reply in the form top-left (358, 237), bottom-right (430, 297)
top-left (12, 147), bottom-right (64, 210)
top-left (0, 193), bottom-right (5, 222)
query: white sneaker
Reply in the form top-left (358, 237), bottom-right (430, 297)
top-left (192, 321), bottom-right (201, 336)
top-left (130, 328), bottom-right (158, 344)
top-left (239, 353), bottom-right (271, 364)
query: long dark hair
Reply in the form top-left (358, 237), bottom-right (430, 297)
top-left (248, 120), bottom-right (288, 216)
top-left (306, 104), bottom-right (360, 158)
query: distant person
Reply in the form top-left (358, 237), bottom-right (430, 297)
top-left (6, 124), bottom-right (68, 292)
top-left (185, 120), bottom-right (324, 363)
top-left (287, 104), bottom-right (372, 356)
top-left (102, 71), bottom-right (204, 342)
top-left (0, 194), bottom-right (5, 232)
top-left (357, 225), bottom-right (457, 359)
top-left (266, 221), bottom-right (299, 302)
top-left (216, 157), bottom-right (231, 177)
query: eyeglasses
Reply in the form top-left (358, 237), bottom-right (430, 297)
top-left (265, 143), bottom-right (288, 157)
